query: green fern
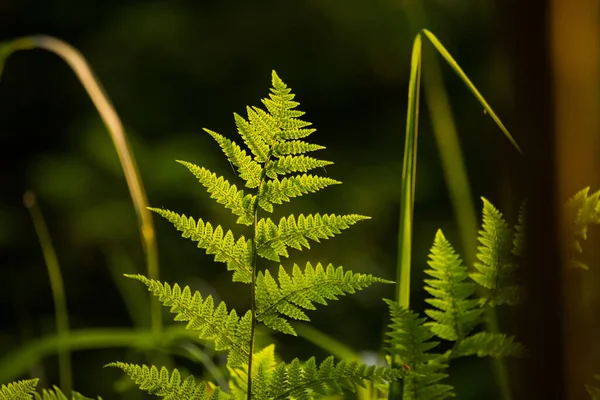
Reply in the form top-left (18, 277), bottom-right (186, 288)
top-left (566, 187), bottom-right (600, 269)
top-left (111, 70), bottom-right (394, 399)
top-left (105, 363), bottom-right (224, 400)
top-left (255, 262), bottom-right (394, 335)
top-left (384, 299), bottom-right (453, 400)
top-left (469, 198), bottom-right (522, 306)
top-left (0, 379), bottom-right (38, 400)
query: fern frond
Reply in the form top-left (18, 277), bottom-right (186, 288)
top-left (513, 201), bottom-right (526, 257)
top-left (177, 161), bottom-right (255, 226)
top-left (265, 155), bottom-right (333, 179)
top-left (453, 332), bottom-right (526, 358)
top-left (228, 344), bottom-right (278, 400)
top-left (424, 230), bottom-right (483, 341)
top-left (469, 198), bottom-right (521, 306)
top-left (0, 378), bottom-right (38, 400)
top-left (125, 274), bottom-right (251, 367)
top-left (255, 214), bottom-right (370, 262)
top-left (105, 363), bottom-right (225, 400)
top-left (203, 128), bottom-right (262, 188)
top-left (256, 263), bottom-right (393, 335)
top-left (148, 208), bottom-right (253, 283)
top-left (384, 299), bottom-right (454, 400)
top-left (257, 174), bottom-right (341, 213)
top-left (566, 187), bottom-right (600, 269)
top-left (272, 140), bottom-right (325, 157)
top-left (586, 374), bottom-right (600, 399)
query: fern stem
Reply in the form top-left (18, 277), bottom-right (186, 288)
top-left (0, 36), bottom-right (162, 335)
top-left (247, 209), bottom-right (259, 400)
top-left (23, 192), bottom-right (72, 395)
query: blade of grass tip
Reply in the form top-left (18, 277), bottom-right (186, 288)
top-left (0, 36), bottom-right (162, 334)
top-left (390, 32), bottom-right (423, 400)
top-left (0, 326), bottom-right (200, 383)
top-left (23, 191), bottom-right (72, 395)
top-left (421, 29), bottom-right (523, 155)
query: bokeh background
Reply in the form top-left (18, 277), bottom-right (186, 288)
top-left (1, 0), bottom-right (594, 399)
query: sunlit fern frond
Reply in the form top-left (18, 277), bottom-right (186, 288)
top-left (469, 198), bottom-right (522, 306)
top-left (257, 174), bottom-right (341, 213)
top-left (125, 274), bottom-right (251, 367)
top-left (105, 363), bottom-right (226, 400)
top-left (424, 230), bottom-right (483, 342)
top-left (0, 379), bottom-right (38, 400)
top-left (33, 387), bottom-right (100, 400)
top-left (148, 209), bottom-right (253, 283)
top-left (228, 344), bottom-right (278, 400)
top-left (255, 262), bottom-right (393, 335)
top-left (176, 161), bottom-right (255, 226)
top-left (384, 300), bottom-right (454, 400)
top-left (255, 214), bottom-right (370, 262)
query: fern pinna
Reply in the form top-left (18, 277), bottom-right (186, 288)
top-left (108, 71), bottom-right (403, 399)
top-left (385, 199), bottom-right (526, 399)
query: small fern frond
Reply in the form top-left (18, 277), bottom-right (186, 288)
top-left (424, 230), bottom-right (483, 341)
top-left (125, 274), bottom-right (251, 367)
top-left (0, 379), bottom-right (38, 400)
top-left (384, 299), bottom-right (454, 400)
top-left (105, 363), bottom-right (225, 400)
top-left (513, 201), bottom-right (526, 257)
top-left (586, 374), bottom-right (600, 399)
top-left (265, 155), bottom-right (333, 179)
top-left (469, 198), bottom-right (521, 306)
top-left (177, 161), bottom-right (255, 226)
top-left (256, 263), bottom-right (393, 335)
top-left (203, 128), bottom-right (262, 188)
top-left (228, 344), bottom-right (278, 400)
top-left (255, 214), bottom-right (370, 262)
top-left (234, 112), bottom-right (270, 163)
top-left (453, 332), bottom-right (527, 359)
top-left (257, 174), bottom-right (341, 213)
top-left (33, 387), bottom-right (99, 400)
top-left (148, 208), bottom-right (253, 283)
top-left (566, 187), bottom-right (600, 269)
top-left (272, 140), bottom-right (325, 157)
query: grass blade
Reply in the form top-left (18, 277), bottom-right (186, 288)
top-left (0, 36), bottom-right (162, 334)
top-left (23, 192), bottom-right (72, 395)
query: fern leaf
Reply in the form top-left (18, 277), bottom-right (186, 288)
top-left (384, 300), bottom-right (454, 400)
top-left (228, 344), bottom-right (277, 400)
top-left (33, 387), bottom-right (100, 400)
top-left (149, 208), bottom-right (253, 283)
top-left (203, 128), bottom-right (262, 188)
top-left (234, 112), bottom-right (270, 163)
top-left (268, 356), bottom-right (405, 399)
top-left (0, 379), bottom-right (38, 400)
top-left (453, 332), bottom-right (526, 359)
top-left (272, 140), bottom-right (325, 157)
top-left (424, 230), bottom-right (483, 341)
top-left (255, 214), bottom-right (370, 262)
top-left (257, 174), bottom-right (341, 213)
top-left (469, 198), bottom-right (521, 306)
top-left (265, 155), bottom-right (333, 179)
top-left (125, 274), bottom-right (251, 367)
top-left (177, 161), bottom-right (255, 226)
top-left (565, 187), bottom-right (600, 269)
top-left (105, 363), bottom-right (226, 400)
top-left (256, 263), bottom-right (393, 335)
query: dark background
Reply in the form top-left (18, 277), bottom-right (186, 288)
top-left (0, 0), bottom-right (575, 399)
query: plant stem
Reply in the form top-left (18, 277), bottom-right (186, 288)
top-left (247, 209), bottom-right (259, 400)
top-left (0, 35), bottom-right (162, 335)
top-left (23, 192), bottom-right (72, 395)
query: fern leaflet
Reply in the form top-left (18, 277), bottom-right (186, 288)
top-left (126, 274), bottom-right (251, 367)
top-left (0, 379), bottom-right (38, 400)
top-left (452, 332), bottom-right (526, 359)
top-left (566, 187), bottom-right (600, 269)
top-left (255, 262), bottom-right (393, 335)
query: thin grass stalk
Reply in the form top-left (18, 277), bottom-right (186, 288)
top-left (0, 36), bottom-right (162, 334)
top-left (23, 192), bottom-right (72, 395)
